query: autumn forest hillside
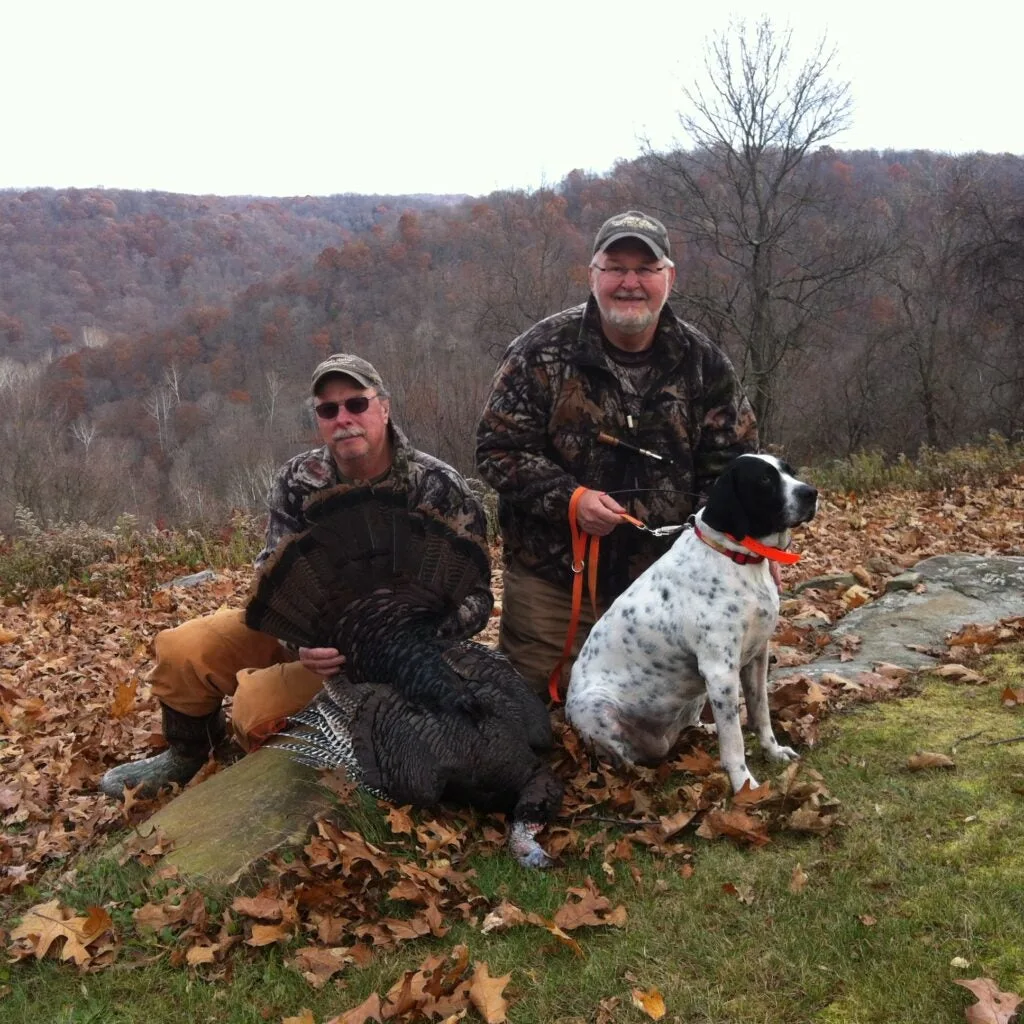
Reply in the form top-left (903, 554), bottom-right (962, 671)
top-left (2, 146), bottom-right (1024, 533)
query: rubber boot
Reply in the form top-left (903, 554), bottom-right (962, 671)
top-left (99, 703), bottom-right (225, 800)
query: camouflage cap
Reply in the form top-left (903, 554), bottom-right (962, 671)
top-left (593, 210), bottom-right (671, 260)
top-left (311, 353), bottom-right (385, 394)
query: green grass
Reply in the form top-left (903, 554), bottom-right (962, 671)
top-left (4, 660), bottom-right (1024, 1024)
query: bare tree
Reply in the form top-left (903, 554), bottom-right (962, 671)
top-left (163, 363), bottom-right (183, 405)
top-left (955, 163), bottom-right (1024, 437)
top-left (70, 417), bottom-right (98, 459)
top-left (263, 369), bottom-right (284, 430)
top-left (144, 387), bottom-right (175, 453)
top-left (874, 157), bottom-right (987, 449)
top-left (644, 18), bottom-right (882, 440)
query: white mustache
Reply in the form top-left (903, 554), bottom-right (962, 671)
top-left (613, 290), bottom-right (646, 300)
top-left (332, 427), bottom-right (367, 441)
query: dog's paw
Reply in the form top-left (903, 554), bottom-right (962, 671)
top-left (764, 743), bottom-right (799, 764)
top-left (730, 768), bottom-right (759, 793)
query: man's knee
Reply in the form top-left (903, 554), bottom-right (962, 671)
top-left (149, 608), bottom-right (288, 717)
top-left (231, 662), bottom-right (325, 751)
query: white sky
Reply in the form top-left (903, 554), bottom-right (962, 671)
top-left (4, 0), bottom-right (1022, 198)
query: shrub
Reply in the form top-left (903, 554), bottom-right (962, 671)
top-left (0, 508), bottom-right (264, 600)
top-left (805, 433), bottom-right (1024, 495)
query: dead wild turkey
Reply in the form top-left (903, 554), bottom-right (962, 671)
top-left (244, 484), bottom-right (563, 868)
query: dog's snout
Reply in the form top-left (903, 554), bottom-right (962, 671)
top-left (796, 483), bottom-right (818, 521)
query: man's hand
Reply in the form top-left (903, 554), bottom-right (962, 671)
top-left (576, 489), bottom-right (627, 537)
top-left (298, 646), bottom-right (346, 678)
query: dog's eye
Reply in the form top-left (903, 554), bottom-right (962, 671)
top-left (758, 474), bottom-right (773, 488)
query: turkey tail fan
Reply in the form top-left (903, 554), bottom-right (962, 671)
top-left (245, 483), bottom-right (489, 652)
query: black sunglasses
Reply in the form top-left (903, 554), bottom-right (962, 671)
top-left (314, 395), bottom-right (379, 419)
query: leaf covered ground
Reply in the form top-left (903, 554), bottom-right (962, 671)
top-left (2, 480), bottom-right (1023, 1022)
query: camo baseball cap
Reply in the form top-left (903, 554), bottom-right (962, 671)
top-left (593, 210), bottom-right (671, 260)
top-left (311, 353), bottom-right (385, 394)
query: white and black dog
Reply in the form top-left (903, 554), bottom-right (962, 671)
top-left (565, 454), bottom-right (818, 793)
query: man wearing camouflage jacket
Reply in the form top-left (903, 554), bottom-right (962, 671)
top-left (476, 211), bottom-right (758, 694)
top-left (101, 354), bottom-right (492, 800)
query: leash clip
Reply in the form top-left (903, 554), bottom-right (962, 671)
top-left (619, 513), bottom-right (686, 538)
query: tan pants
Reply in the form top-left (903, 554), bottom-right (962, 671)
top-left (149, 608), bottom-right (325, 751)
top-left (498, 563), bottom-right (605, 697)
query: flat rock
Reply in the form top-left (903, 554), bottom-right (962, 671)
top-left (124, 747), bottom-right (344, 885)
top-left (159, 569), bottom-right (217, 589)
top-left (779, 554), bottom-right (1024, 682)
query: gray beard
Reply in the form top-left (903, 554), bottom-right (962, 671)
top-left (604, 307), bottom-right (655, 335)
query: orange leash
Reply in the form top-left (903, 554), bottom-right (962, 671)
top-left (547, 487), bottom-right (600, 703)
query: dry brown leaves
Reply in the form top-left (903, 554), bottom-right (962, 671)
top-left (3, 482), bottom-right (1024, 1014)
top-left (320, 944), bottom-right (510, 1023)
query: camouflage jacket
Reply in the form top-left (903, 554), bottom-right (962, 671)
top-left (257, 424), bottom-right (492, 640)
top-left (475, 297), bottom-right (758, 602)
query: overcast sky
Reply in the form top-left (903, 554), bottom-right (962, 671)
top-left (4, 0), bottom-right (1022, 198)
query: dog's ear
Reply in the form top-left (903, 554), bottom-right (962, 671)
top-left (701, 459), bottom-right (752, 539)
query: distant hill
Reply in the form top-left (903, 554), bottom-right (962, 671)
top-left (0, 187), bottom-right (465, 358)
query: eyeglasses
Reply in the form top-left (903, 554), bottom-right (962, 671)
top-left (314, 395), bottom-right (379, 419)
top-left (592, 265), bottom-right (668, 281)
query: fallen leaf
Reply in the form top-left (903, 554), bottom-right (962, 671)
top-left (0, 627), bottom-right (18, 645)
top-left (674, 747), bottom-right (720, 775)
top-left (789, 864), bottom-right (809, 893)
top-left (110, 676), bottom-right (138, 718)
top-left (386, 805), bottom-right (415, 835)
top-left (282, 1011), bottom-right (316, 1024)
top-left (288, 946), bottom-right (352, 989)
top-left (246, 922), bottom-right (294, 947)
top-left (858, 915), bottom-right (877, 926)
top-left (630, 986), bottom-right (666, 1020)
top-left (468, 962), bottom-right (510, 1023)
top-left (841, 584), bottom-right (872, 609)
top-left (874, 662), bottom-right (912, 680)
top-left (783, 797), bottom-right (839, 840)
top-left (697, 808), bottom-right (771, 847)
top-left (657, 808), bottom-right (697, 837)
top-left (907, 752), bottom-right (956, 771)
top-left (935, 664), bottom-right (986, 684)
top-left (722, 882), bottom-right (756, 904)
top-left (325, 992), bottom-right (383, 1024)
top-left (553, 879), bottom-right (628, 930)
top-left (186, 944), bottom-right (218, 966)
top-left (232, 895), bottom-right (287, 921)
top-left (9, 900), bottom-right (113, 966)
top-left (954, 977), bottom-right (1022, 1024)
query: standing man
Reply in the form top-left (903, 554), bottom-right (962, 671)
top-left (476, 211), bottom-right (758, 694)
top-left (101, 354), bottom-right (492, 799)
